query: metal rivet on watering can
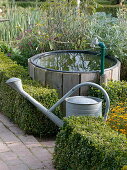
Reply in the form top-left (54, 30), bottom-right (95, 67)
top-left (65, 96), bottom-right (102, 117)
top-left (6, 78), bottom-right (110, 128)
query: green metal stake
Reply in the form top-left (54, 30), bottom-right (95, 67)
top-left (98, 42), bottom-right (106, 76)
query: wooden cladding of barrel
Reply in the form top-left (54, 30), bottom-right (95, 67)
top-left (28, 59), bottom-right (121, 97)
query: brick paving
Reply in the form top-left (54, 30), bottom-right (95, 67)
top-left (0, 113), bottom-right (56, 170)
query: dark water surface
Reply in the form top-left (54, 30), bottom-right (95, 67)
top-left (35, 52), bottom-right (116, 72)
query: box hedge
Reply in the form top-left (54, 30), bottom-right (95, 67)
top-left (0, 51), bottom-right (63, 137)
top-left (54, 116), bottom-right (127, 170)
top-left (90, 81), bottom-right (127, 106)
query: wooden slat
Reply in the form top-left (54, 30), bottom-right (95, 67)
top-left (45, 71), bottom-right (63, 97)
top-left (118, 60), bottom-right (121, 80)
top-left (111, 66), bottom-right (119, 81)
top-left (104, 69), bottom-right (112, 81)
top-left (63, 73), bottom-right (80, 96)
top-left (34, 67), bottom-right (46, 86)
top-left (28, 60), bottom-right (35, 79)
top-left (105, 60), bottom-right (121, 82)
top-left (28, 59), bottom-right (30, 75)
top-left (80, 72), bottom-right (99, 96)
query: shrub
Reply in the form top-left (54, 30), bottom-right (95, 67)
top-left (0, 42), bottom-right (26, 67)
top-left (0, 51), bottom-right (63, 137)
top-left (17, 32), bottom-right (50, 66)
top-left (121, 58), bottom-right (127, 81)
top-left (90, 80), bottom-right (127, 106)
top-left (54, 116), bottom-right (127, 170)
top-left (90, 80), bottom-right (127, 137)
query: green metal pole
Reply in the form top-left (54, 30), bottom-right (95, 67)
top-left (98, 42), bottom-right (106, 76)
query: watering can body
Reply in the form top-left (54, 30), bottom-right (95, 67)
top-left (65, 96), bottom-right (102, 117)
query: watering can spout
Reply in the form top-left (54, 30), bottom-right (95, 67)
top-left (6, 77), bottom-right (64, 128)
top-left (6, 78), bottom-right (23, 92)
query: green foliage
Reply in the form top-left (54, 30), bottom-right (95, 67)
top-left (97, 0), bottom-right (114, 5)
top-left (97, 0), bottom-right (122, 5)
top-left (0, 51), bottom-right (63, 137)
top-left (96, 5), bottom-right (120, 16)
top-left (17, 32), bottom-right (50, 66)
top-left (13, 1), bottom-right (43, 8)
top-left (1, 3), bottom-right (127, 79)
top-left (6, 7), bottom-right (127, 59)
top-left (90, 81), bottom-right (127, 106)
top-left (84, 11), bottom-right (127, 61)
top-left (121, 58), bottom-right (127, 81)
top-left (16, 5), bottom-right (91, 56)
top-left (54, 116), bottom-right (127, 170)
top-left (0, 42), bottom-right (26, 67)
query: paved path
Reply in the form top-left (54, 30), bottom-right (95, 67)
top-left (0, 113), bottom-right (55, 170)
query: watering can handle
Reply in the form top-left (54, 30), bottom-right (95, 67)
top-left (49, 82), bottom-right (110, 121)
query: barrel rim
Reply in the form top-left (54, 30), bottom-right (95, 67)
top-left (29, 50), bottom-right (119, 73)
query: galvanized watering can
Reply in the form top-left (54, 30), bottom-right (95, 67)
top-left (6, 78), bottom-right (110, 128)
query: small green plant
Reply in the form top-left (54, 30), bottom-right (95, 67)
top-left (0, 42), bottom-right (26, 67)
top-left (17, 30), bottom-right (50, 66)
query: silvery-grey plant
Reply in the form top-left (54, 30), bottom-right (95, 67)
top-left (85, 10), bottom-right (127, 60)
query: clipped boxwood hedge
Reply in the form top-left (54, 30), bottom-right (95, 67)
top-left (54, 116), bottom-right (127, 170)
top-left (0, 51), bottom-right (63, 137)
top-left (90, 81), bottom-right (127, 106)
